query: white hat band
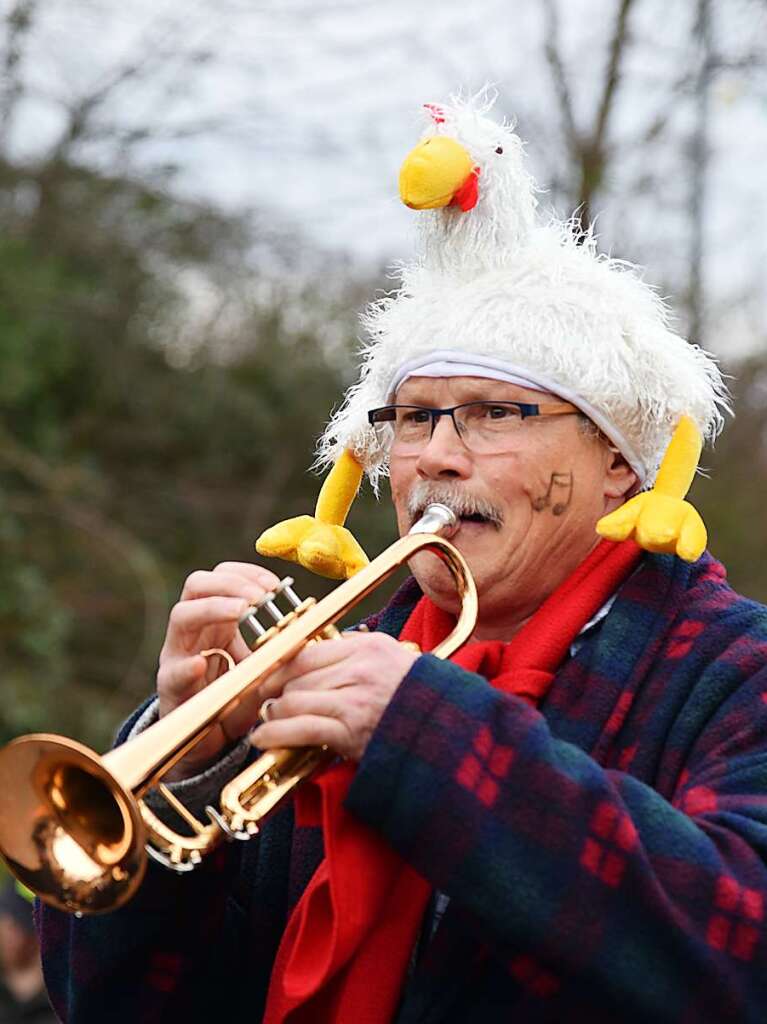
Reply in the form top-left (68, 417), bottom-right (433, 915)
top-left (387, 349), bottom-right (648, 486)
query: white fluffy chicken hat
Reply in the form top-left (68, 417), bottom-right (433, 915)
top-left (317, 91), bottom-right (728, 493)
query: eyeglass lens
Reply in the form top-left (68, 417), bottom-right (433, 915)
top-left (372, 403), bottom-right (526, 454)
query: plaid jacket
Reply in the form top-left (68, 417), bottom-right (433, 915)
top-left (37, 552), bottom-right (767, 1023)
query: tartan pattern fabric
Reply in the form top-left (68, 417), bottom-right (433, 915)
top-left (37, 552), bottom-right (767, 1023)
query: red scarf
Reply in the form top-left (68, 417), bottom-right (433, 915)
top-left (263, 539), bottom-right (641, 1024)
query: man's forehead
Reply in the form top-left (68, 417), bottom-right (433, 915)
top-left (394, 374), bottom-right (551, 404)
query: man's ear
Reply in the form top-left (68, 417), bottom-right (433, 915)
top-left (603, 445), bottom-right (637, 501)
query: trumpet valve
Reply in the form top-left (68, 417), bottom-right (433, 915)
top-left (239, 577), bottom-right (316, 650)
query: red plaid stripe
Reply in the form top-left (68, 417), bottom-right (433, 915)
top-left (617, 742), bottom-right (638, 771)
top-left (509, 954), bottom-right (560, 999)
top-left (456, 727), bottom-right (514, 808)
top-left (667, 620), bottom-right (705, 659)
top-left (580, 802), bottom-right (637, 886)
top-left (678, 785), bottom-right (718, 815)
top-left (707, 876), bottom-right (763, 961)
top-left (605, 692), bottom-right (633, 735)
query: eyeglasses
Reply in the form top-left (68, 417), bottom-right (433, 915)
top-left (367, 400), bottom-right (579, 455)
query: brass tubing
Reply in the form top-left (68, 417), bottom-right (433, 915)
top-left (102, 532), bottom-right (475, 796)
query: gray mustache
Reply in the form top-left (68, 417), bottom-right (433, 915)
top-left (406, 481), bottom-right (504, 529)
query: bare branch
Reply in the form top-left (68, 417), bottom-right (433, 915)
top-left (593, 0), bottom-right (637, 148)
top-left (0, 0), bottom-right (37, 146)
top-left (45, 6), bottom-right (218, 164)
top-left (541, 0), bottom-right (579, 150)
top-left (688, 0), bottom-right (713, 343)
top-left (544, 0), bottom-right (637, 233)
top-left (49, 46), bottom-right (173, 162)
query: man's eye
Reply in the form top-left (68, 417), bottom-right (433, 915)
top-left (402, 409), bottom-right (431, 424)
top-left (486, 405), bottom-right (513, 419)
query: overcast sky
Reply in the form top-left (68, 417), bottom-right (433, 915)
top-left (7, 0), bottom-right (767, 356)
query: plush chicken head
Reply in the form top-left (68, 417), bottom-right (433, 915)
top-left (398, 93), bottom-right (538, 274)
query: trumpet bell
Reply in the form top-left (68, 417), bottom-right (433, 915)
top-left (0, 735), bottom-right (146, 914)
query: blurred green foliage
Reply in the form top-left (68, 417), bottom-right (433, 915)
top-left (0, 155), bottom-right (394, 749)
top-left (691, 355), bottom-right (767, 601)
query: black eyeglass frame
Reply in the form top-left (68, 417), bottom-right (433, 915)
top-left (367, 400), bottom-right (579, 445)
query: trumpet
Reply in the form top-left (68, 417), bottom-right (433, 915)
top-left (0, 504), bottom-right (477, 915)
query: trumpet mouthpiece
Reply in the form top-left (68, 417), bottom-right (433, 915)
top-left (408, 503), bottom-right (459, 538)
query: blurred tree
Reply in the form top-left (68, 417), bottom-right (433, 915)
top-left (0, 154), bottom-right (387, 747)
top-left (496, 0), bottom-right (767, 349)
top-left (692, 349), bottom-right (767, 603)
top-left (540, 0), bottom-right (637, 236)
top-left (0, 0), bottom-right (390, 746)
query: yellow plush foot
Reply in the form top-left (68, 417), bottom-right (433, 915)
top-left (597, 492), bottom-right (707, 562)
top-left (255, 449), bottom-right (369, 580)
top-left (256, 516), bottom-right (369, 580)
top-left (255, 515), bottom-right (314, 562)
top-left (596, 415), bottom-right (707, 563)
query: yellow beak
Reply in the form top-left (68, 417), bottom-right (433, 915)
top-left (399, 136), bottom-right (475, 210)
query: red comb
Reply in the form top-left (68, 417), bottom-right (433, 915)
top-left (423, 103), bottom-right (445, 124)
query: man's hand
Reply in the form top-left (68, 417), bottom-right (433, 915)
top-left (250, 632), bottom-right (419, 762)
top-left (157, 561), bottom-right (281, 778)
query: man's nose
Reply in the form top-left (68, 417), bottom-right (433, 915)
top-left (415, 413), bottom-right (472, 479)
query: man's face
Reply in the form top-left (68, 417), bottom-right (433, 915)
top-left (388, 376), bottom-right (635, 636)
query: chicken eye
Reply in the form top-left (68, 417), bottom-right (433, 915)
top-left (495, 146), bottom-right (504, 154)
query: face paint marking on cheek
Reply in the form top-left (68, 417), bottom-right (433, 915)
top-left (531, 471), bottom-right (574, 516)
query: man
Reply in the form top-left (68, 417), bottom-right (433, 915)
top-left (37, 97), bottom-right (767, 1022)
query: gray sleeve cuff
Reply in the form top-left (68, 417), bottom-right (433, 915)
top-left (127, 698), bottom-right (251, 824)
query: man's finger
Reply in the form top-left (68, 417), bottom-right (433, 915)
top-left (263, 690), bottom-right (345, 722)
top-left (157, 654), bottom-right (208, 704)
top-left (212, 562), bottom-right (281, 590)
top-left (180, 569), bottom-right (278, 603)
top-left (281, 633), bottom-right (382, 680)
top-left (278, 639), bottom-right (377, 696)
top-left (280, 663), bottom-right (358, 695)
top-left (166, 596), bottom-right (249, 644)
top-left (250, 714), bottom-right (349, 754)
